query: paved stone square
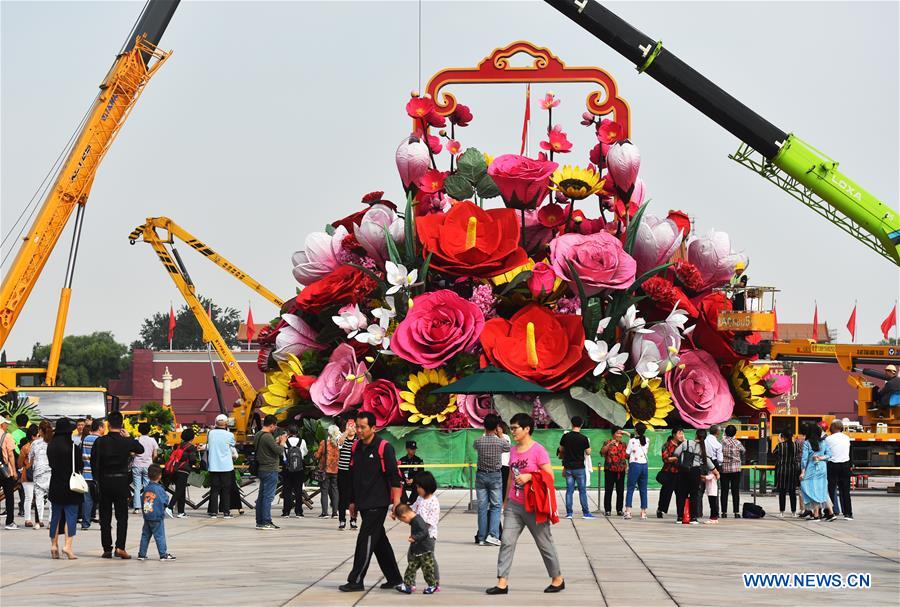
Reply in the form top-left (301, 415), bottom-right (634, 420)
top-left (1, 488), bottom-right (898, 606)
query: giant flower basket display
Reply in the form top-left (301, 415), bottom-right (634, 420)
top-left (257, 43), bottom-right (788, 431)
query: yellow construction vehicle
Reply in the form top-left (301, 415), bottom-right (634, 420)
top-left (0, 1), bottom-right (177, 416)
top-left (128, 216), bottom-right (284, 442)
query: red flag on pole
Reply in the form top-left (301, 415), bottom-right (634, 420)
top-left (246, 307), bottom-right (255, 345)
top-left (772, 306), bottom-right (779, 341)
top-left (519, 83), bottom-right (531, 155)
top-left (812, 303), bottom-right (819, 342)
top-left (167, 304), bottom-right (176, 347)
top-left (881, 304), bottom-right (897, 340)
top-left (846, 303), bottom-right (857, 342)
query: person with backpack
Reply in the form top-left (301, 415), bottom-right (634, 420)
top-left (165, 429), bottom-right (199, 518)
top-left (673, 429), bottom-right (716, 524)
top-left (254, 415), bottom-right (287, 530)
top-left (339, 411), bottom-right (403, 593)
top-left (281, 425), bottom-right (308, 518)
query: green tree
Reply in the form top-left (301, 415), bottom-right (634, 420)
top-left (135, 297), bottom-right (241, 350)
top-left (29, 332), bottom-right (129, 387)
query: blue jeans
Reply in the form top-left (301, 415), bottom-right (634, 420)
top-left (475, 470), bottom-right (502, 541)
top-left (256, 470), bottom-right (278, 526)
top-left (139, 519), bottom-right (168, 557)
top-left (49, 503), bottom-right (79, 538)
top-left (564, 468), bottom-right (591, 516)
top-left (132, 467), bottom-right (149, 509)
top-left (626, 462), bottom-right (649, 509)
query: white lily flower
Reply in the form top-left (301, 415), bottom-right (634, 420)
top-left (596, 316), bottom-right (612, 335)
top-left (620, 305), bottom-right (651, 333)
top-left (585, 340), bottom-right (628, 376)
top-left (331, 304), bottom-right (367, 338)
top-left (371, 296), bottom-right (397, 326)
top-left (385, 261), bottom-right (418, 295)
top-left (634, 341), bottom-right (662, 379)
top-left (354, 323), bottom-right (390, 350)
top-left (665, 302), bottom-right (689, 331)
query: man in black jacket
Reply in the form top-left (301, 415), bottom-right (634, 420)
top-left (339, 411), bottom-right (403, 592)
top-left (91, 412), bottom-right (144, 559)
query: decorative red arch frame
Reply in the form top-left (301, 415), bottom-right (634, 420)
top-left (422, 41), bottom-right (630, 138)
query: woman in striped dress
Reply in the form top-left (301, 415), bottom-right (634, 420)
top-left (336, 419), bottom-right (357, 530)
top-left (773, 431), bottom-right (798, 517)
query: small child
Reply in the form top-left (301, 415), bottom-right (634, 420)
top-left (394, 503), bottom-right (438, 595)
top-left (701, 468), bottom-right (721, 525)
top-left (410, 472), bottom-right (440, 588)
top-left (138, 464), bottom-right (176, 561)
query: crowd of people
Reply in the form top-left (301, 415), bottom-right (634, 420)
top-left (0, 409), bottom-right (859, 594)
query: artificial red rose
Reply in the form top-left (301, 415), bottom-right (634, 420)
top-left (487, 154), bottom-right (558, 210)
top-left (480, 303), bottom-right (594, 390)
top-left (289, 374), bottom-right (317, 400)
top-left (416, 200), bottom-right (528, 278)
top-left (449, 104), bottom-right (473, 127)
top-left (689, 291), bottom-right (741, 365)
top-left (527, 262), bottom-right (557, 298)
top-left (361, 379), bottom-right (406, 427)
top-left (667, 210), bottom-right (691, 236)
top-left (294, 265), bottom-right (378, 314)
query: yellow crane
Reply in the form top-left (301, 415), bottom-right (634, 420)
top-left (128, 216), bottom-right (284, 442)
top-left (0, 1), bottom-right (178, 408)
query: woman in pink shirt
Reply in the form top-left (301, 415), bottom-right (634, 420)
top-left (486, 413), bottom-right (564, 596)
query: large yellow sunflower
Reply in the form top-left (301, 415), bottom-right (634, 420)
top-left (730, 360), bottom-right (769, 410)
top-left (258, 353), bottom-right (304, 416)
top-left (399, 369), bottom-right (457, 425)
top-left (614, 376), bottom-right (674, 428)
top-left (550, 165), bottom-right (606, 200)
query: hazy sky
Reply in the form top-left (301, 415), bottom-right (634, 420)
top-left (1, 1), bottom-right (897, 360)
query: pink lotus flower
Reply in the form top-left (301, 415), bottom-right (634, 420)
top-left (665, 349), bottom-right (734, 428)
top-left (391, 290), bottom-right (485, 369)
top-left (539, 92), bottom-right (561, 110)
top-left (606, 140), bottom-right (641, 194)
top-left (632, 214), bottom-right (684, 274)
top-left (630, 322), bottom-right (681, 369)
top-left (527, 262), bottom-right (557, 298)
top-left (449, 104), bottom-right (473, 127)
top-left (687, 229), bottom-right (748, 291)
top-left (309, 343), bottom-right (368, 416)
top-left (540, 125), bottom-right (573, 154)
top-left (447, 139), bottom-right (461, 156)
top-left (406, 96), bottom-right (435, 119)
top-left (549, 231), bottom-right (637, 296)
top-left (457, 394), bottom-right (493, 428)
top-left (291, 225), bottom-right (347, 286)
top-left (764, 372), bottom-right (792, 396)
top-left (396, 135), bottom-right (431, 189)
top-left (487, 154), bottom-right (558, 210)
top-left (417, 169), bottom-right (449, 194)
top-left (353, 203), bottom-right (405, 264)
top-left (274, 313), bottom-right (326, 360)
top-left (361, 379), bottom-right (406, 427)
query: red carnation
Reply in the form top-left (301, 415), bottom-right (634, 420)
top-left (362, 191), bottom-right (384, 204)
top-left (642, 276), bottom-right (699, 317)
top-left (294, 265), bottom-right (378, 314)
top-left (674, 260), bottom-right (705, 293)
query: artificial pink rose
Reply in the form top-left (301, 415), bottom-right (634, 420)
top-left (273, 314), bottom-right (326, 360)
top-left (457, 394), bottom-right (493, 428)
top-left (527, 262), bottom-right (556, 298)
top-left (396, 134), bottom-right (431, 190)
top-left (291, 225), bottom-right (347, 286)
top-left (487, 154), bottom-right (559, 210)
top-left (665, 349), bottom-right (734, 428)
top-left (309, 344), bottom-right (368, 416)
top-left (391, 290), bottom-right (485, 369)
top-left (360, 379), bottom-right (406, 427)
top-left (687, 229), bottom-right (748, 291)
top-left (764, 372), bottom-right (792, 396)
top-left (632, 214), bottom-right (683, 274)
top-left (549, 231), bottom-right (637, 296)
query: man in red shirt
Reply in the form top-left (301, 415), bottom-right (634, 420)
top-left (600, 428), bottom-right (628, 516)
top-left (656, 429), bottom-right (684, 518)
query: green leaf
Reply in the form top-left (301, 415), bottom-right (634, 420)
top-left (541, 393), bottom-right (589, 430)
top-left (404, 192), bottom-right (417, 263)
top-left (444, 173), bottom-right (475, 200)
top-left (570, 386), bottom-right (628, 427)
top-left (584, 297), bottom-right (603, 336)
top-left (493, 394), bottom-right (533, 423)
top-left (500, 270), bottom-right (533, 295)
top-left (418, 252), bottom-right (432, 290)
top-left (475, 173), bottom-right (500, 199)
top-left (566, 259), bottom-right (593, 335)
top-left (382, 226), bottom-right (403, 265)
top-left (623, 199), bottom-right (651, 254)
top-left (325, 223), bottom-right (336, 236)
top-left (457, 147), bottom-right (487, 184)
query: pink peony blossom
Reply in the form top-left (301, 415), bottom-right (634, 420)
top-left (291, 225), bottom-right (347, 286)
top-left (396, 135), bottom-right (431, 189)
top-left (606, 140), bottom-right (641, 194)
top-left (665, 349), bottom-right (734, 429)
top-left (309, 344), bottom-right (368, 416)
top-left (632, 214), bottom-right (683, 274)
top-left (353, 203), bottom-right (405, 264)
top-left (687, 229), bottom-right (748, 291)
top-left (457, 394), bottom-right (493, 428)
top-left (487, 154), bottom-right (558, 210)
top-left (549, 231), bottom-right (637, 296)
top-left (527, 262), bottom-right (557, 298)
top-left (274, 313), bottom-right (326, 360)
top-left (391, 290), bottom-right (485, 369)
top-left (360, 379), bottom-right (406, 427)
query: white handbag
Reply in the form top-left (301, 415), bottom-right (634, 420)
top-left (69, 443), bottom-right (89, 494)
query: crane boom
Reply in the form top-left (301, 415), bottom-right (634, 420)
top-left (542, 0), bottom-right (900, 265)
top-left (0, 0), bottom-right (178, 380)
